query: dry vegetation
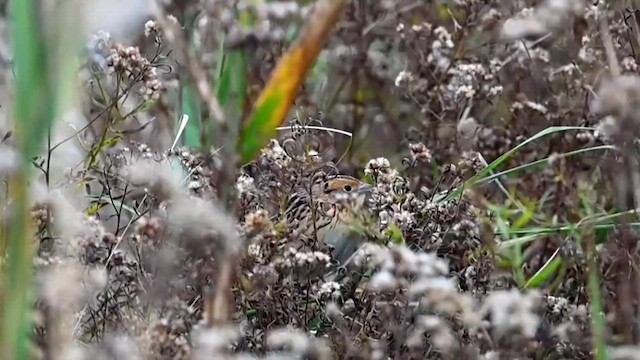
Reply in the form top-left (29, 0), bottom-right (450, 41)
top-left (5, 0), bottom-right (640, 359)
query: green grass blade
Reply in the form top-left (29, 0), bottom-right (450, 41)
top-left (179, 19), bottom-right (203, 149)
top-left (471, 126), bottom-right (595, 182)
top-left (524, 248), bottom-right (562, 289)
top-left (181, 83), bottom-right (202, 148)
top-left (475, 145), bottom-right (616, 185)
top-left (2, 0), bottom-right (48, 357)
top-left (216, 49), bottom-right (248, 117)
top-left (436, 126), bottom-right (598, 202)
top-left (498, 222), bottom-right (640, 250)
top-left (2, 1), bottom-right (84, 358)
top-left (587, 233), bottom-right (608, 360)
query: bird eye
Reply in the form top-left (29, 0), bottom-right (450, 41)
top-left (343, 184), bottom-right (352, 192)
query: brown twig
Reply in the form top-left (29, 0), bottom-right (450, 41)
top-left (148, 0), bottom-right (241, 326)
top-left (147, 0), bottom-right (226, 126)
top-left (595, 3), bottom-right (640, 344)
top-left (599, 3), bottom-right (621, 77)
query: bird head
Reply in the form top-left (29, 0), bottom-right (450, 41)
top-left (312, 175), bottom-right (374, 207)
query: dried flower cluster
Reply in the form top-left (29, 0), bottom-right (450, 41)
top-left (107, 44), bottom-right (162, 102)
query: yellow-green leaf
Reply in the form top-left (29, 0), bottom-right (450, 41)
top-left (238, 0), bottom-right (348, 164)
top-left (384, 223), bottom-right (406, 245)
top-left (86, 202), bottom-right (106, 216)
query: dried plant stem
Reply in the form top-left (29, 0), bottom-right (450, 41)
top-left (599, 4), bottom-right (621, 77)
top-left (585, 227), bottom-right (607, 360)
top-left (147, 0), bottom-right (225, 126)
top-left (148, 1), bottom-right (241, 326)
top-left (207, 255), bottom-right (234, 325)
top-left (613, 153), bottom-right (640, 344)
top-left (148, 0), bottom-right (238, 204)
top-left (597, 4), bottom-right (640, 345)
top-left (0, 176), bottom-right (35, 360)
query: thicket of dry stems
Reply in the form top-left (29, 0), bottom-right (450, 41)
top-left (6, 0), bottom-right (640, 359)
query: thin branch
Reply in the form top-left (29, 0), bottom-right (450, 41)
top-left (147, 0), bottom-right (227, 127)
top-left (598, 4), bottom-right (621, 77)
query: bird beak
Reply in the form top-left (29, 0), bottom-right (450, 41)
top-left (356, 184), bottom-right (374, 194)
top-left (355, 184), bottom-right (375, 203)
top-left (352, 184), bottom-right (374, 209)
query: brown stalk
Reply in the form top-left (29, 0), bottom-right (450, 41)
top-left (597, 6), bottom-right (640, 344)
top-left (148, 0), bottom-right (241, 326)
